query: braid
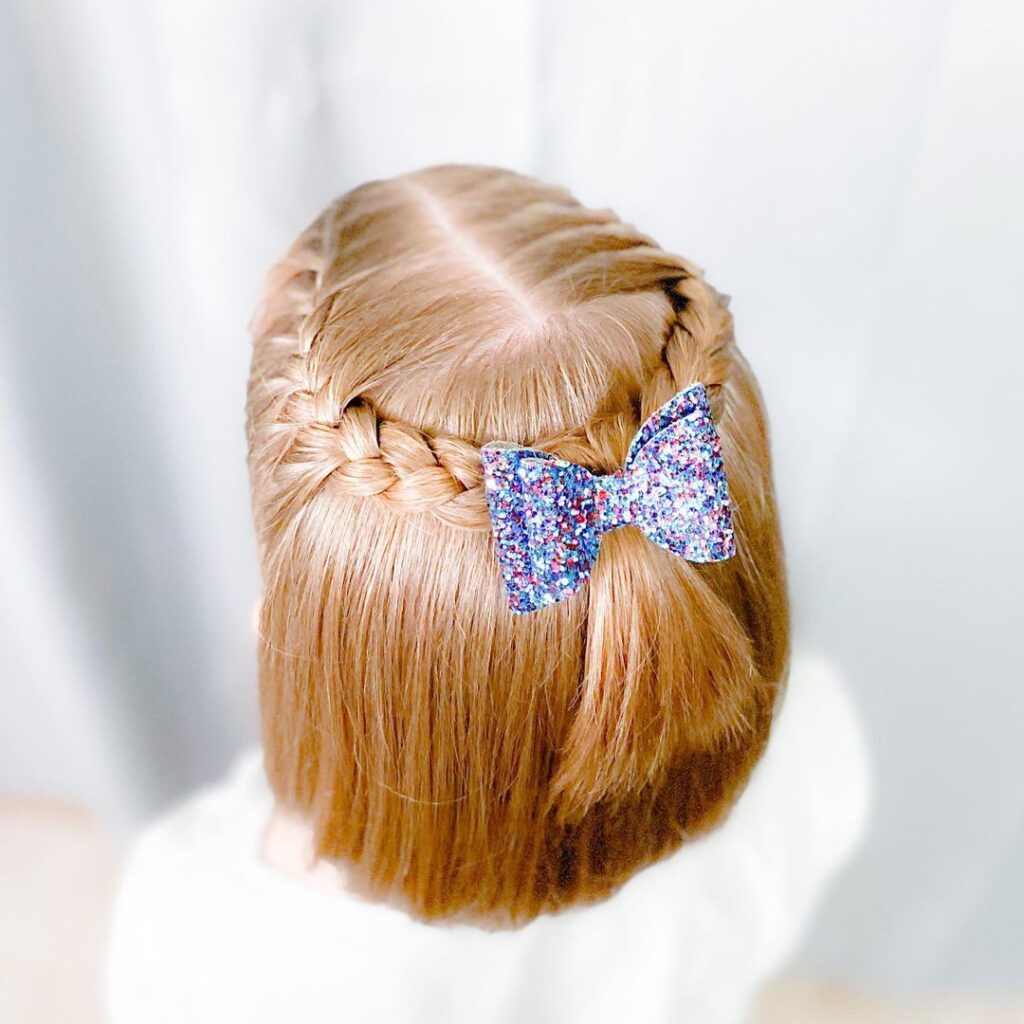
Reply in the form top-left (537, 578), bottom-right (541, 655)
top-left (248, 213), bottom-right (488, 538)
top-left (516, 264), bottom-right (733, 473)
top-left (249, 218), bottom-right (733, 543)
top-left (636, 268), bottom-right (731, 412)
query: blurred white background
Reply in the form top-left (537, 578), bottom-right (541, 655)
top-left (1, 0), bottom-right (1022, 999)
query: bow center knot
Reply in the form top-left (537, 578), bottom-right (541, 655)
top-left (593, 473), bottom-right (633, 532)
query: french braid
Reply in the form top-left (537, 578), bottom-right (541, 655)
top-left (248, 215), bottom-right (733, 541)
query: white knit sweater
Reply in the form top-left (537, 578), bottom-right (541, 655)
top-left (107, 652), bottom-right (868, 1024)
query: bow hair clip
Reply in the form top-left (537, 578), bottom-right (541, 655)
top-left (481, 383), bottom-right (736, 614)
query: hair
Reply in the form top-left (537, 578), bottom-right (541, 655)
top-left (246, 164), bottom-right (789, 924)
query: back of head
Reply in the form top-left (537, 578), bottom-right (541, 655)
top-left (247, 165), bottom-right (789, 923)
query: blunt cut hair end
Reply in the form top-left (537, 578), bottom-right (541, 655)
top-left (246, 165), bottom-right (789, 924)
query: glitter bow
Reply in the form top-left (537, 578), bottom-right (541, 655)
top-left (481, 382), bottom-right (736, 614)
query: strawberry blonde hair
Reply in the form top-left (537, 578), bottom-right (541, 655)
top-left (247, 165), bottom-right (789, 923)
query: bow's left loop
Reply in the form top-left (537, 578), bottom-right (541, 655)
top-left (481, 445), bottom-right (600, 613)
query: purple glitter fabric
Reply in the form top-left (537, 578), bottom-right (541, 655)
top-left (481, 382), bottom-right (736, 614)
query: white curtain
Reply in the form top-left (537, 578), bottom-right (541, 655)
top-left (2, 0), bottom-right (1021, 993)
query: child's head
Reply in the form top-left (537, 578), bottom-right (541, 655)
top-left (246, 165), bottom-right (788, 922)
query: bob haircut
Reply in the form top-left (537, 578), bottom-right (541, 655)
top-left (246, 165), bottom-right (789, 923)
